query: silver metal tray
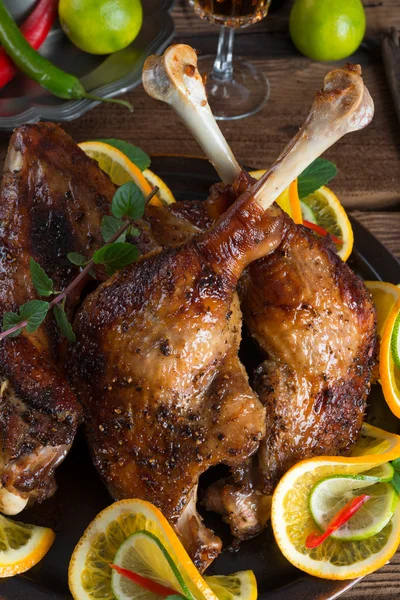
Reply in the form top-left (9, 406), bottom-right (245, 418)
top-left (0, 0), bottom-right (175, 129)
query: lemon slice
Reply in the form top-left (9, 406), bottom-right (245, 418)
top-left (309, 478), bottom-right (398, 541)
top-left (111, 530), bottom-right (256, 600)
top-left (0, 514), bottom-right (55, 577)
top-left (143, 169), bottom-right (176, 205)
top-left (300, 186), bottom-right (353, 261)
top-left (249, 171), bottom-right (302, 224)
top-left (205, 572), bottom-right (257, 600)
top-left (365, 281), bottom-right (400, 418)
top-left (78, 142), bottom-right (161, 206)
top-left (271, 423), bottom-right (400, 580)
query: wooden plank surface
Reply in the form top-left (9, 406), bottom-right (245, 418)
top-left (0, 1), bottom-right (399, 599)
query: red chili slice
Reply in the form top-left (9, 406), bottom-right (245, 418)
top-left (306, 494), bottom-right (371, 549)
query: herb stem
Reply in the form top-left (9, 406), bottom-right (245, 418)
top-left (0, 186), bottom-right (159, 342)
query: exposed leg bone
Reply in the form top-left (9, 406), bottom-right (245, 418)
top-left (143, 45), bottom-right (241, 184)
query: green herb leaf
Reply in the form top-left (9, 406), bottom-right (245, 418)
top-left (67, 252), bottom-right (88, 267)
top-left (101, 215), bottom-right (126, 243)
top-left (92, 242), bottom-right (139, 275)
top-left (54, 305), bottom-right (76, 342)
top-left (2, 312), bottom-right (24, 337)
top-left (111, 181), bottom-right (146, 221)
top-left (19, 300), bottom-right (49, 333)
top-left (97, 139), bottom-right (150, 171)
top-left (29, 258), bottom-right (54, 297)
top-left (164, 596), bottom-right (186, 600)
top-left (392, 471), bottom-right (400, 495)
top-left (392, 457), bottom-right (400, 471)
top-left (298, 158), bottom-right (337, 199)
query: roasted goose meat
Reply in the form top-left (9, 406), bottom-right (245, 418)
top-left (0, 122), bottom-right (159, 515)
top-left (143, 47), bottom-right (376, 539)
top-left (68, 52), bottom-right (374, 572)
top-left (68, 193), bottom-right (286, 571)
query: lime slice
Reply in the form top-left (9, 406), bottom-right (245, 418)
top-left (309, 478), bottom-right (398, 541)
top-left (360, 462), bottom-right (394, 482)
top-left (300, 200), bottom-right (317, 224)
top-left (111, 530), bottom-right (258, 600)
top-left (391, 310), bottom-right (400, 370)
top-left (205, 572), bottom-right (257, 600)
top-left (111, 530), bottom-right (192, 600)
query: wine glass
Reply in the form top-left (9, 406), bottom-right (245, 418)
top-left (188, 0), bottom-right (272, 121)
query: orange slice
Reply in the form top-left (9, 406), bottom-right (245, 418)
top-left (365, 281), bottom-right (400, 418)
top-left (69, 498), bottom-right (217, 600)
top-left (271, 423), bottom-right (400, 580)
top-left (78, 141), bottom-right (161, 206)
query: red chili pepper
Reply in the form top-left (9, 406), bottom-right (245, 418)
top-left (110, 563), bottom-right (179, 597)
top-left (303, 220), bottom-right (343, 245)
top-left (306, 494), bottom-right (371, 549)
top-left (0, 0), bottom-right (58, 89)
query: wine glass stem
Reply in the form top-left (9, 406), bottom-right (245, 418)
top-left (212, 26), bottom-right (235, 83)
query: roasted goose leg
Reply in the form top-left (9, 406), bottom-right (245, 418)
top-left (69, 59), bottom-right (373, 571)
top-left (143, 46), bottom-right (376, 539)
top-left (0, 123), bottom-right (158, 515)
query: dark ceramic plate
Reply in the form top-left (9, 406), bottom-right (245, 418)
top-left (0, 0), bottom-right (175, 129)
top-left (1, 156), bottom-right (399, 600)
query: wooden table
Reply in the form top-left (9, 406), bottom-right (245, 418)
top-left (2, 1), bottom-right (400, 598)
top-left (59, 0), bottom-right (400, 266)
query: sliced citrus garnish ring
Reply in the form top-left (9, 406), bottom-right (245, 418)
top-left (69, 498), bottom-right (219, 600)
top-left (300, 186), bottom-right (353, 261)
top-left (309, 478), bottom-right (398, 542)
top-left (205, 571), bottom-right (258, 600)
top-left (0, 514), bottom-right (55, 578)
top-left (78, 141), bottom-right (161, 206)
top-left (271, 423), bottom-right (400, 580)
top-left (365, 281), bottom-right (400, 418)
top-left (143, 169), bottom-right (176, 205)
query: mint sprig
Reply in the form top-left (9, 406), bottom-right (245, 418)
top-left (0, 183), bottom-right (158, 342)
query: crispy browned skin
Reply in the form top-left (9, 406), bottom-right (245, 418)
top-left (0, 122), bottom-right (148, 508)
top-left (198, 181), bottom-right (377, 539)
top-left (144, 174), bottom-right (376, 539)
top-left (69, 192), bottom-right (288, 570)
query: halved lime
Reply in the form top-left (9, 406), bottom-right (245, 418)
top-left (309, 478), bottom-right (398, 542)
top-left (360, 462), bottom-right (394, 482)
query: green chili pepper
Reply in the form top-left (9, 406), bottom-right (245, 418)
top-left (0, 0), bottom-right (133, 110)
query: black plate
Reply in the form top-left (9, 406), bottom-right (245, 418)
top-left (0, 0), bottom-right (175, 129)
top-left (1, 156), bottom-right (399, 600)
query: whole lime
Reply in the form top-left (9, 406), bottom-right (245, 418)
top-left (289, 0), bottom-right (366, 62)
top-left (59, 0), bottom-right (143, 55)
